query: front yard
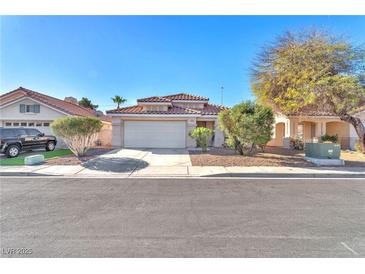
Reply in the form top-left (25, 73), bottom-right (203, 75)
top-left (189, 146), bottom-right (365, 167)
top-left (0, 149), bottom-right (73, 166)
top-left (0, 148), bottom-right (112, 166)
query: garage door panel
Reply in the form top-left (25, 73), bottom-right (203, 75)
top-left (124, 121), bottom-right (186, 148)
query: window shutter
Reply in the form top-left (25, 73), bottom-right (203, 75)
top-left (20, 104), bottom-right (25, 113)
top-left (33, 104), bottom-right (40, 113)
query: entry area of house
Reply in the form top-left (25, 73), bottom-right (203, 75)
top-left (270, 118), bottom-right (358, 150)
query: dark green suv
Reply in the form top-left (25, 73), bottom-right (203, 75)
top-left (0, 128), bottom-right (57, 158)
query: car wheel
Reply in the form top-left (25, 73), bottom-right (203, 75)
top-left (46, 141), bottom-right (56, 151)
top-left (6, 145), bottom-right (20, 158)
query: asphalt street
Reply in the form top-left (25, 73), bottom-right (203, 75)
top-left (0, 177), bottom-right (364, 257)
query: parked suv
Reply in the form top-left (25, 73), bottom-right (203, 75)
top-left (0, 127), bottom-right (57, 158)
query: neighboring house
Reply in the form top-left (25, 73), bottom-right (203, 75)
top-left (269, 105), bottom-right (365, 150)
top-left (106, 93), bottom-right (225, 148)
top-left (0, 87), bottom-right (112, 148)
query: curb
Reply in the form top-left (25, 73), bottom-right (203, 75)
top-left (1, 172), bottom-right (364, 178)
top-left (201, 173), bottom-right (365, 178)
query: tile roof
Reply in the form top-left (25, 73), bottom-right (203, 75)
top-left (107, 103), bottom-right (225, 116)
top-left (0, 87), bottom-right (111, 123)
top-left (137, 96), bottom-right (172, 103)
top-left (198, 104), bottom-right (225, 115)
top-left (287, 103), bottom-right (365, 117)
top-left (163, 93), bottom-right (209, 101)
top-left (137, 93), bottom-right (208, 102)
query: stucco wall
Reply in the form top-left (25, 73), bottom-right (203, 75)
top-left (303, 121), bottom-right (315, 142)
top-left (0, 98), bottom-right (66, 121)
top-left (111, 118), bottom-right (123, 148)
top-left (97, 122), bottom-right (112, 147)
top-left (186, 118), bottom-right (197, 148)
top-left (267, 113), bottom-right (290, 147)
top-left (268, 122), bottom-right (285, 146)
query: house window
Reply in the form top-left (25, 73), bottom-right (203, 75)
top-left (5, 122), bottom-right (11, 126)
top-left (20, 104), bottom-right (40, 113)
top-left (36, 122), bottom-right (42, 126)
top-left (28, 122), bottom-right (34, 127)
top-left (43, 122), bottom-right (50, 127)
top-left (20, 122), bottom-right (27, 127)
top-left (13, 122), bottom-right (19, 126)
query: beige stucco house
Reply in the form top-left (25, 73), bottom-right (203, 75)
top-left (0, 87), bottom-right (112, 148)
top-left (106, 93), bottom-right (225, 148)
top-left (269, 106), bottom-right (365, 150)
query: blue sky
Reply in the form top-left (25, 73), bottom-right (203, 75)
top-left (1, 16), bottom-right (365, 111)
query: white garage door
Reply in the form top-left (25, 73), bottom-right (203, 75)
top-left (124, 121), bottom-right (186, 148)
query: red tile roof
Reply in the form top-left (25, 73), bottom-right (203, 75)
top-left (111, 92), bottom-right (222, 116)
top-left (287, 103), bottom-right (365, 117)
top-left (163, 93), bottom-right (209, 101)
top-left (0, 87), bottom-right (111, 123)
top-left (137, 93), bottom-right (208, 102)
top-left (107, 103), bottom-right (225, 116)
top-left (137, 96), bottom-right (172, 103)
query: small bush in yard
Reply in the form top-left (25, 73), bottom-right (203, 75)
top-left (290, 137), bottom-right (304, 150)
top-left (218, 101), bottom-right (274, 156)
top-left (51, 116), bottom-right (103, 157)
top-left (189, 127), bottom-right (214, 152)
top-left (321, 134), bottom-right (338, 143)
top-left (355, 141), bottom-right (363, 153)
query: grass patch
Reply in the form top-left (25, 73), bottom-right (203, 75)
top-left (0, 149), bottom-right (73, 166)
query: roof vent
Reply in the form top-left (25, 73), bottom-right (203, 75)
top-left (64, 96), bottom-right (78, 104)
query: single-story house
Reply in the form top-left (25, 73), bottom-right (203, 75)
top-left (0, 87), bottom-right (112, 148)
top-left (268, 105), bottom-right (365, 150)
top-left (106, 93), bottom-right (225, 148)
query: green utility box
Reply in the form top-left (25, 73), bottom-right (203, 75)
top-left (24, 154), bottom-right (45, 165)
top-left (304, 143), bottom-right (341, 159)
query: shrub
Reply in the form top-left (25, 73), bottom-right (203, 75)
top-left (189, 127), bottom-right (214, 152)
top-left (320, 134), bottom-right (338, 143)
top-left (51, 116), bottom-right (103, 157)
top-left (290, 137), bottom-right (304, 150)
top-left (355, 141), bottom-right (362, 153)
top-left (218, 101), bottom-right (274, 156)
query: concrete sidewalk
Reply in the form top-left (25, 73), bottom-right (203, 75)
top-left (1, 164), bottom-right (364, 178)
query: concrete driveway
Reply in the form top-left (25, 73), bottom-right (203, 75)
top-left (108, 148), bottom-right (192, 166)
top-left (80, 148), bottom-right (192, 174)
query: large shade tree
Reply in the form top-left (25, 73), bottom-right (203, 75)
top-left (251, 30), bottom-right (365, 151)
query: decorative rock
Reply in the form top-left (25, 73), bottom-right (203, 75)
top-left (24, 154), bottom-right (45, 165)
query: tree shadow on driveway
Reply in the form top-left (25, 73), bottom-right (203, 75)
top-left (81, 157), bottom-right (149, 173)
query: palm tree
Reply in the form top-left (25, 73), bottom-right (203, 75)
top-left (111, 95), bottom-right (127, 109)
